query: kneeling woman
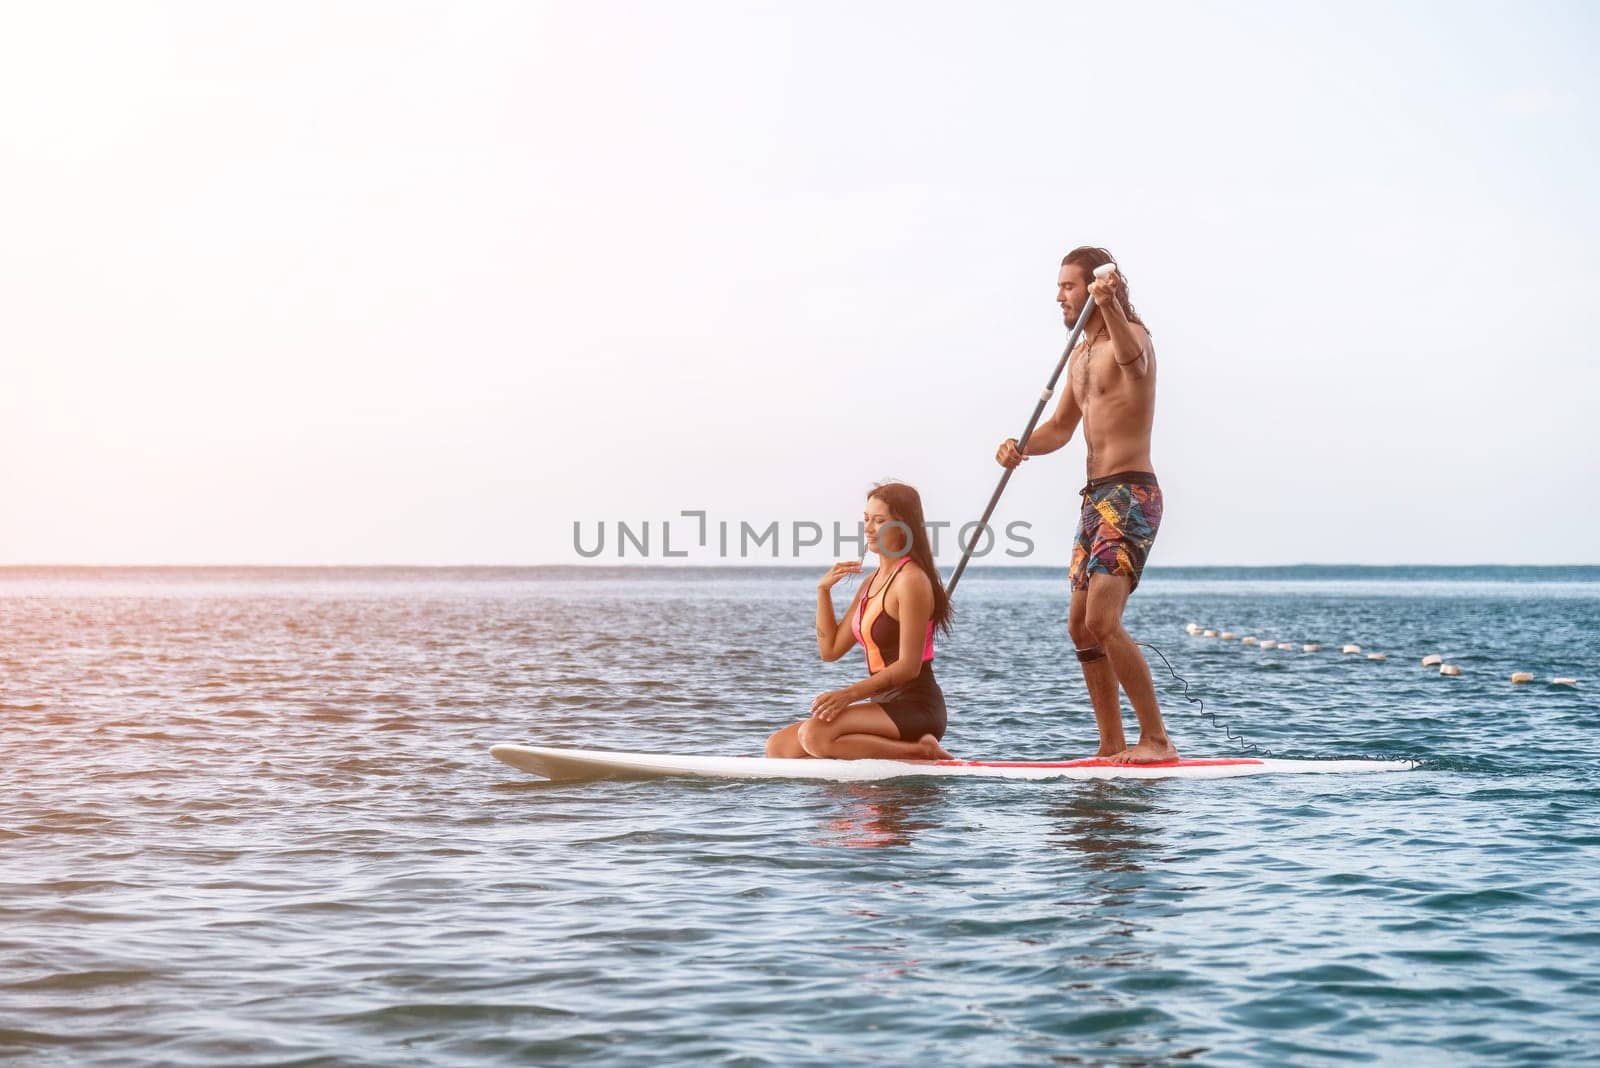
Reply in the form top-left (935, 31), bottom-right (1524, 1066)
top-left (766, 482), bottom-right (954, 761)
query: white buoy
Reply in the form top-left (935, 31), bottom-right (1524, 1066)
top-left (1440, 664), bottom-right (1462, 677)
top-left (1185, 623), bottom-right (1202, 635)
top-left (1242, 637), bottom-right (1258, 645)
top-left (1510, 672), bottom-right (1535, 684)
top-left (1343, 644), bottom-right (1361, 654)
top-left (1303, 643), bottom-right (1321, 652)
top-left (1367, 652), bottom-right (1387, 662)
top-left (1553, 677), bottom-right (1578, 686)
top-left (1202, 629), bottom-right (1217, 638)
top-left (1221, 632), bottom-right (1237, 641)
top-left (1259, 640), bottom-right (1277, 650)
top-left (1421, 654), bottom-right (1443, 668)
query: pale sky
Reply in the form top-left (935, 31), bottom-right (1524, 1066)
top-left (2, 1), bottom-right (1596, 566)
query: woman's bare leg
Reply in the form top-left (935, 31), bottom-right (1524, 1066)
top-left (765, 721), bottom-right (810, 758)
top-left (798, 704), bottom-right (951, 761)
top-left (828, 732), bottom-right (952, 760)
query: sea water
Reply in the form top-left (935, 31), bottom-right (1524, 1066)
top-left (2, 566), bottom-right (1597, 1065)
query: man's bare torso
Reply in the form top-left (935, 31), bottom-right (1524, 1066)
top-left (1070, 330), bottom-right (1157, 478)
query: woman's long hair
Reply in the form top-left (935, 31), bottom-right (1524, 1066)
top-left (1062, 245), bottom-right (1146, 329)
top-left (866, 480), bottom-right (952, 636)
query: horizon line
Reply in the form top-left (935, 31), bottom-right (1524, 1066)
top-left (2, 562), bottom-right (1597, 571)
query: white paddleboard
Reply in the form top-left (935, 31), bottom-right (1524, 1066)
top-left (489, 743), bottom-right (1417, 783)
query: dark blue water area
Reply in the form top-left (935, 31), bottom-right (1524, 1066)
top-left (1, 566), bottom-right (1597, 1065)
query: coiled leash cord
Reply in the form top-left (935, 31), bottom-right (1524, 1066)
top-left (1135, 639), bottom-right (1276, 758)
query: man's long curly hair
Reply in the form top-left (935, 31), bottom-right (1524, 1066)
top-left (1062, 246), bottom-right (1145, 329)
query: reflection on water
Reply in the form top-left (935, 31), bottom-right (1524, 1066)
top-left (1047, 786), bottom-right (1163, 955)
top-left (1046, 785), bottom-right (1160, 872)
top-left (810, 782), bottom-right (945, 848)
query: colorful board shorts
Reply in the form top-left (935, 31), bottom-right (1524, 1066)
top-left (1069, 470), bottom-right (1163, 593)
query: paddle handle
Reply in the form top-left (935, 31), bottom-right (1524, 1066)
top-left (945, 262), bottom-right (1117, 597)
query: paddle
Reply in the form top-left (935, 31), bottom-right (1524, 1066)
top-left (944, 261), bottom-right (1117, 598)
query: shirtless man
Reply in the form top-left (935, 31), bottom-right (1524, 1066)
top-left (995, 247), bottom-right (1177, 764)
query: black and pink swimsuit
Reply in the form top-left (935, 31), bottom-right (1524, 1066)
top-left (851, 557), bottom-right (946, 741)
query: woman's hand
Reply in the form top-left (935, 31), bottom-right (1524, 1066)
top-left (810, 688), bottom-right (853, 722)
top-left (818, 560), bottom-right (862, 591)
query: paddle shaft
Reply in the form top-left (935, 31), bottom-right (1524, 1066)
top-left (945, 268), bottom-right (1112, 598)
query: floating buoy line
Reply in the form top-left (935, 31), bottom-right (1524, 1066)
top-left (1151, 621), bottom-right (1581, 760)
top-left (1182, 622), bottom-right (1579, 686)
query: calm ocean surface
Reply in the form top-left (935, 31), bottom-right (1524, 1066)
top-left (2, 565), bottom-right (1597, 1066)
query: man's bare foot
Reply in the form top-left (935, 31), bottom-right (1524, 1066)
top-left (1108, 738), bottom-right (1179, 765)
top-left (916, 734), bottom-right (954, 760)
top-left (1094, 745), bottom-right (1126, 759)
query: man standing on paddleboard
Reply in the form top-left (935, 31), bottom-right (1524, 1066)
top-left (995, 247), bottom-right (1177, 764)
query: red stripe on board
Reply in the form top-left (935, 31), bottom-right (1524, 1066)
top-left (931, 757), bottom-right (1266, 769)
